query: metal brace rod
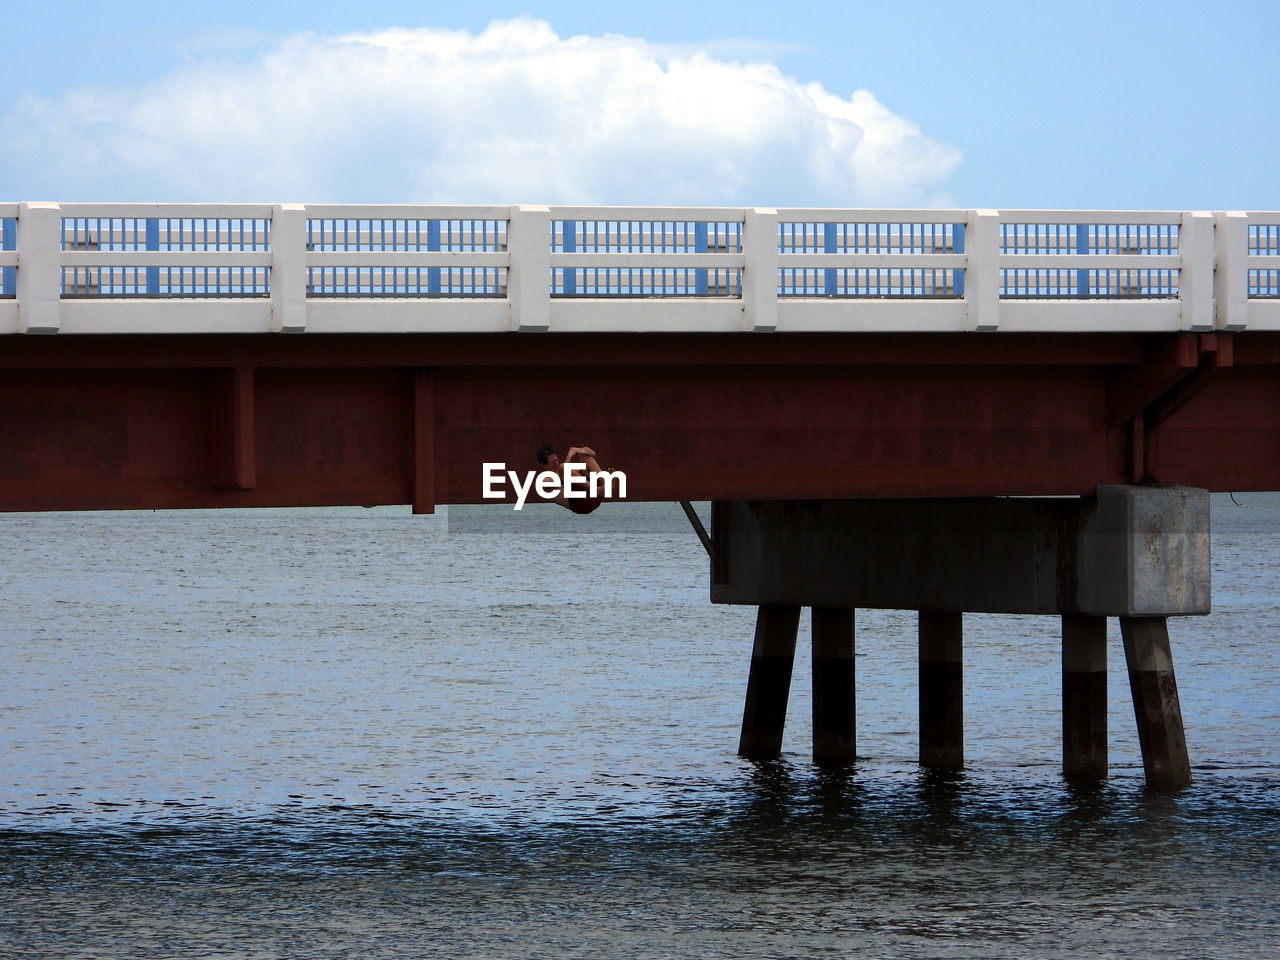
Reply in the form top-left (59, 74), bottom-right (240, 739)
top-left (679, 500), bottom-right (712, 557)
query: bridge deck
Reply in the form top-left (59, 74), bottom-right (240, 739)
top-left (2, 204), bottom-right (1279, 512)
top-left (1, 329), bottom-right (1278, 512)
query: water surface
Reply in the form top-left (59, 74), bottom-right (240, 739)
top-left (2, 498), bottom-right (1278, 957)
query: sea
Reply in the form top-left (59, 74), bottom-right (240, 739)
top-left (2, 495), bottom-right (1278, 958)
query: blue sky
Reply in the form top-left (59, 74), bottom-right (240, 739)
top-left (3, 0), bottom-right (1277, 209)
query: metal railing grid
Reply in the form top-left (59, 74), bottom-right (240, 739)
top-left (62, 266), bottom-right (271, 298)
top-left (306, 217), bottom-right (507, 297)
top-left (59, 215), bottom-right (271, 298)
top-left (1249, 223), bottom-right (1280, 298)
top-left (306, 217), bottom-right (504, 251)
top-left (999, 219), bottom-right (1180, 299)
top-left (0, 217), bottom-right (14, 298)
top-left (779, 219), bottom-right (963, 298)
top-left (551, 218), bottom-right (742, 297)
top-left (61, 216), bottom-right (270, 251)
top-left (307, 266), bottom-right (506, 298)
top-left (1001, 267), bottom-right (1180, 299)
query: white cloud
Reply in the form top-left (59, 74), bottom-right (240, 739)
top-left (1, 18), bottom-right (961, 205)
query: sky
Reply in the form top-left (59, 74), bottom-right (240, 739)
top-left (2, 0), bottom-right (1277, 210)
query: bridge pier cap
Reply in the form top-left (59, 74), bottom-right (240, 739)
top-left (711, 485), bottom-right (1209, 618)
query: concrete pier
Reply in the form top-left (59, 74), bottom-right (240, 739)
top-left (1062, 615), bottom-right (1109, 780)
top-left (738, 605), bottom-right (800, 761)
top-left (811, 607), bottom-right (857, 766)
top-left (714, 486), bottom-right (1208, 785)
top-left (919, 612), bottom-right (964, 771)
top-left (1120, 616), bottom-right (1193, 788)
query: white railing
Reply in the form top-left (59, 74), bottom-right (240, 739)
top-left (0, 202), bottom-right (1276, 334)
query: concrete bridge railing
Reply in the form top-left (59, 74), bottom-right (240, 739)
top-left (0, 202), bottom-right (1277, 335)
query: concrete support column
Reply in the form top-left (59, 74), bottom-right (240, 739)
top-left (1062, 615), bottom-right (1108, 780)
top-left (811, 607), bottom-right (856, 766)
top-left (738, 605), bottom-right (801, 761)
top-left (919, 611), bottom-right (963, 770)
top-left (1120, 617), bottom-right (1192, 788)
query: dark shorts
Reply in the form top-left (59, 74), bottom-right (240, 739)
top-left (568, 495), bottom-right (602, 515)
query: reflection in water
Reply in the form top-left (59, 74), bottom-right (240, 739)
top-left (2, 768), bottom-right (1279, 958)
top-left (1, 500), bottom-right (1279, 957)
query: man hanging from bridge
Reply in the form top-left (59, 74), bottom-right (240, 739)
top-left (536, 442), bottom-right (615, 514)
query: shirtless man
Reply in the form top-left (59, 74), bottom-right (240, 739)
top-left (536, 442), bottom-right (605, 514)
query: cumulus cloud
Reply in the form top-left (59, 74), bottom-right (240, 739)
top-left (1, 18), bottom-right (961, 205)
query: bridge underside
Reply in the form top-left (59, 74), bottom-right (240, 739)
top-left (1, 331), bottom-right (1278, 512)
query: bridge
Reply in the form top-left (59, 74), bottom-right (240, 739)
top-left (2, 202), bottom-right (1278, 508)
top-left (4, 201), bottom-right (1280, 789)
